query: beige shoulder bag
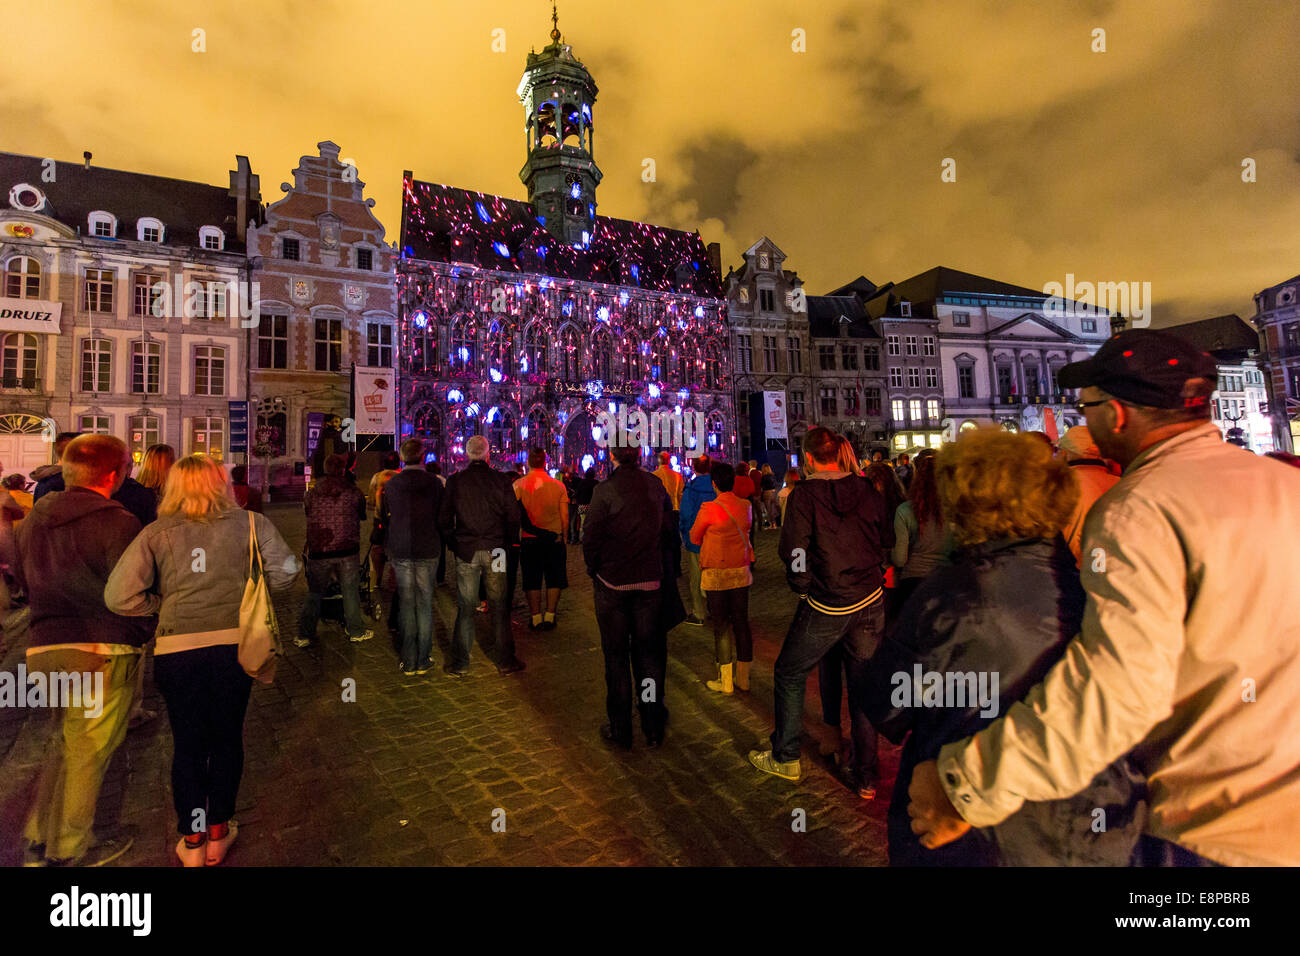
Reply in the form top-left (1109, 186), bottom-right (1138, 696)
top-left (238, 511), bottom-right (282, 684)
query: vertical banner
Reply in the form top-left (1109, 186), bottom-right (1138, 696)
top-left (763, 391), bottom-right (788, 447)
top-left (353, 367), bottom-right (396, 434)
top-left (305, 412), bottom-right (325, 466)
top-left (228, 401), bottom-right (249, 460)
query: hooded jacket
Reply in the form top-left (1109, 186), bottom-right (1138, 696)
top-left (865, 536), bottom-right (1146, 866)
top-left (303, 474), bottom-right (366, 559)
top-left (778, 471), bottom-right (894, 613)
top-left (678, 473), bottom-right (716, 553)
top-left (13, 487), bottom-right (154, 650)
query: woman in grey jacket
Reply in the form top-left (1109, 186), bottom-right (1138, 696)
top-left (105, 455), bottom-right (300, 866)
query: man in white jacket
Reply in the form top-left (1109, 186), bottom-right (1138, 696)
top-left (908, 329), bottom-right (1300, 866)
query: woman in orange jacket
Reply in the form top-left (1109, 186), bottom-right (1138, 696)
top-left (688, 461), bottom-right (754, 694)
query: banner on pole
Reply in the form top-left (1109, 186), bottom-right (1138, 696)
top-left (763, 391), bottom-right (787, 442)
top-left (353, 367), bottom-right (395, 434)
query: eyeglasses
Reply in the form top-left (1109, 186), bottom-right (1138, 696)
top-left (1074, 399), bottom-right (1108, 414)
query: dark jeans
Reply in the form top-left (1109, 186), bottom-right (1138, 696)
top-left (771, 598), bottom-right (884, 778)
top-left (567, 503), bottom-right (581, 542)
top-left (1131, 833), bottom-right (1223, 867)
top-left (392, 557), bottom-right (436, 670)
top-left (818, 641), bottom-right (848, 727)
top-left (299, 554), bottom-right (365, 639)
top-left (154, 645), bottom-right (253, 836)
top-left (705, 586), bottom-right (752, 664)
top-left (592, 580), bottom-right (666, 743)
top-left (454, 549), bottom-right (513, 668)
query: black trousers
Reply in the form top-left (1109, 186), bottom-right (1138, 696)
top-left (705, 586), bottom-right (752, 664)
top-left (154, 644), bottom-right (253, 836)
top-left (592, 581), bottom-right (666, 744)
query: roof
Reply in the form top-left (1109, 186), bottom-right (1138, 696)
top-left (865, 266), bottom-right (1049, 318)
top-left (824, 275), bottom-right (878, 299)
top-left (806, 294), bottom-right (879, 338)
top-left (1164, 314), bottom-right (1262, 360)
top-left (0, 152), bottom-right (248, 251)
top-left (399, 178), bottom-right (722, 298)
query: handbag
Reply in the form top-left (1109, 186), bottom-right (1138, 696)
top-left (238, 511), bottom-right (282, 684)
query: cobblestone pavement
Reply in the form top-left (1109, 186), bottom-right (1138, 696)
top-left (0, 503), bottom-right (895, 866)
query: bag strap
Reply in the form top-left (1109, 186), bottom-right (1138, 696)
top-left (720, 499), bottom-right (753, 562)
top-left (247, 510), bottom-right (264, 580)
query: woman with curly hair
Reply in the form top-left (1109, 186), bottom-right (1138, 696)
top-left (862, 428), bottom-right (1146, 866)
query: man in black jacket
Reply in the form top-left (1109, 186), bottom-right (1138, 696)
top-left (750, 427), bottom-right (894, 795)
top-left (380, 439), bottom-right (445, 675)
top-left (583, 445), bottom-right (672, 749)
top-left (15, 434), bottom-right (151, 866)
top-left (438, 436), bottom-right (523, 676)
top-left (298, 454), bottom-right (372, 649)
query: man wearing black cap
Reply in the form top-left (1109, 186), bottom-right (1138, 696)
top-left (908, 328), bottom-right (1300, 866)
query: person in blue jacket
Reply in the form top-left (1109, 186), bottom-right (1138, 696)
top-left (677, 453), bottom-right (715, 627)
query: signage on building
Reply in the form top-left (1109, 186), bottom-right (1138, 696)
top-left (228, 401), bottom-right (249, 457)
top-left (353, 367), bottom-right (395, 434)
top-left (763, 391), bottom-right (787, 437)
top-left (305, 412), bottom-right (325, 465)
top-left (0, 298), bottom-right (62, 334)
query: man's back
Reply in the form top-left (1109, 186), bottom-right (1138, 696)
top-left (583, 467), bottom-right (668, 586)
top-left (1076, 424), bottom-right (1300, 863)
top-left (516, 470), bottom-right (566, 536)
top-left (440, 461), bottom-right (517, 560)
top-left (652, 465), bottom-right (684, 510)
top-left (382, 467), bottom-right (443, 560)
top-left (304, 475), bottom-right (365, 557)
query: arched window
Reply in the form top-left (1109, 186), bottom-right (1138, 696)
top-left (591, 328), bottom-right (612, 382)
top-left (488, 407), bottom-right (515, 458)
top-left (88, 210), bottom-right (117, 238)
top-left (675, 343), bottom-right (695, 385)
top-left (650, 330), bottom-right (670, 382)
top-left (558, 325), bottom-right (580, 380)
top-left (137, 217), bottom-right (164, 243)
top-left (706, 412), bottom-right (726, 452)
top-left (524, 406), bottom-right (550, 451)
top-left (4, 256), bottom-right (41, 299)
top-left (1, 333), bottom-right (38, 388)
top-left (410, 319), bottom-right (437, 374)
top-left (619, 335), bottom-right (641, 381)
top-left (199, 226), bottom-right (225, 251)
top-left (254, 411), bottom-right (287, 458)
top-left (704, 342), bottom-right (723, 390)
top-left (450, 317), bottom-right (475, 370)
top-left (523, 322), bottom-right (547, 376)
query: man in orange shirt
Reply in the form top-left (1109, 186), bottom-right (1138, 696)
top-left (515, 448), bottom-right (569, 630)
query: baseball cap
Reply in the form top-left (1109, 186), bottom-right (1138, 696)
top-left (1058, 329), bottom-right (1218, 409)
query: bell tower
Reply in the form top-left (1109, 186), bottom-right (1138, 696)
top-left (518, 3), bottom-right (603, 246)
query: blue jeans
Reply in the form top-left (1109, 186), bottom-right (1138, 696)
top-left (453, 549), bottom-right (513, 668)
top-left (299, 555), bottom-right (365, 639)
top-left (391, 557), bottom-right (436, 670)
top-left (771, 598), bottom-right (884, 778)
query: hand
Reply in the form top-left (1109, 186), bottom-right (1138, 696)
top-left (907, 759), bottom-right (973, 850)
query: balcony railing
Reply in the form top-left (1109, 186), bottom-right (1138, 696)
top-left (996, 393), bottom-right (1068, 405)
top-left (0, 374), bottom-right (39, 390)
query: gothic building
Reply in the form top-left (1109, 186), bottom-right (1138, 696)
top-left (395, 17), bottom-right (732, 471)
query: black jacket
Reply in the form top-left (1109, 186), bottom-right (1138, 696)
top-left (379, 466), bottom-right (444, 561)
top-left (34, 472), bottom-right (157, 527)
top-left (583, 465), bottom-right (669, 586)
top-left (863, 536), bottom-right (1147, 866)
top-left (778, 472), bottom-right (893, 611)
top-left (438, 461), bottom-right (520, 561)
top-left (14, 487), bottom-right (154, 650)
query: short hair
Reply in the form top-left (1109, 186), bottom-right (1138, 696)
top-left (613, 445), bottom-right (639, 468)
top-left (803, 426), bottom-right (841, 466)
top-left (136, 443), bottom-right (176, 492)
top-left (659, 451), bottom-right (671, 464)
top-left (3, 473), bottom-right (25, 490)
top-left (230, 465), bottom-right (248, 484)
top-left (62, 435), bottom-right (128, 490)
top-left (692, 454), bottom-right (712, 475)
top-left (466, 435), bottom-right (489, 461)
top-left (381, 451), bottom-right (401, 470)
top-left (710, 461), bottom-right (736, 492)
top-left (935, 428), bottom-right (1077, 547)
top-left (783, 468), bottom-right (800, 484)
top-left (54, 432), bottom-right (83, 459)
top-left (399, 438), bottom-right (425, 465)
top-left (528, 448), bottom-right (547, 470)
top-left (159, 455), bottom-right (236, 522)
top-left (747, 460), bottom-right (758, 470)
top-left (324, 453), bottom-right (346, 477)
top-left (428, 461), bottom-right (442, 476)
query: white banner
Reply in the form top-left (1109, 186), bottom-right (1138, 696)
top-left (354, 366), bottom-right (395, 434)
top-left (763, 390), bottom-right (787, 437)
top-left (0, 298), bottom-right (62, 334)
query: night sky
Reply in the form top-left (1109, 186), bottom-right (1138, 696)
top-left (7, 0), bottom-right (1299, 323)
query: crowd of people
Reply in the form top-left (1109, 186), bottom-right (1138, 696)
top-left (2, 328), bottom-right (1298, 868)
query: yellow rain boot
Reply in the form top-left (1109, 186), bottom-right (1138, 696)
top-left (706, 662), bottom-right (734, 694)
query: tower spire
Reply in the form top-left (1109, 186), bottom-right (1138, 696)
top-left (550, 1), bottom-right (561, 43)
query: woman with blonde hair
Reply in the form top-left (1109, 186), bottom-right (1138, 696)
top-left (106, 455), bottom-right (300, 867)
top-left (862, 428), bottom-right (1146, 865)
top-left (135, 444), bottom-right (176, 502)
